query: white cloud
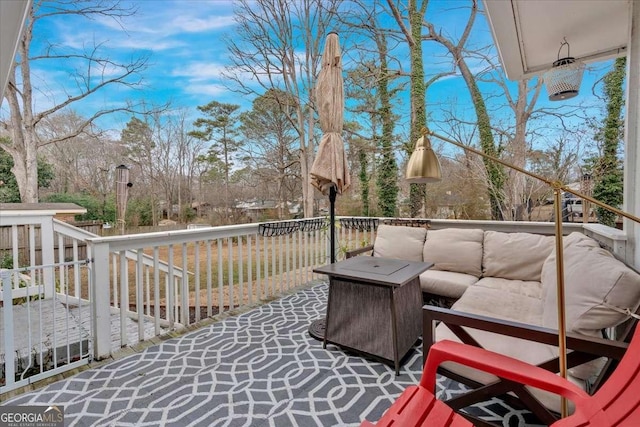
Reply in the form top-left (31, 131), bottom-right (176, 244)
top-left (171, 62), bottom-right (227, 81)
top-left (171, 15), bottom-right (236, 33)
top-left (184, 83), bottom-right (227, 97)
top-left (94, 1), bottom-right (236, 37)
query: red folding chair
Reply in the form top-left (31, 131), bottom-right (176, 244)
top-left (361, 325), bottom-right (640, 426)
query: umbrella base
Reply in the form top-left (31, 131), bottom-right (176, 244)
top-left (308, 318), bottom-right (326, 341)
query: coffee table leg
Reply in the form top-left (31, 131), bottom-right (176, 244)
top-left (390, 287), bottom-right (400, 375)
top-left (323, 279), bottom-right (334, 349)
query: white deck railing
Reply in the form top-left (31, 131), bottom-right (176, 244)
top-left (86, 218), bottom-right (345, 358)
top-left (1, 211), bottom-right (627, 393)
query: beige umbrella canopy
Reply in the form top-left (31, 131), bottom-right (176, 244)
top-left (310, 32), bottom-right (350, 264)
top-left (310, 32), bottom-right (351, 196)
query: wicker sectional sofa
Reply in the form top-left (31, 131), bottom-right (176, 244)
top-left (360, 224), bottom-right (640, 413)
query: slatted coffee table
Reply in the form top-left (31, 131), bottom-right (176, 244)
top-left (313, 256), bottom-right (433, 374)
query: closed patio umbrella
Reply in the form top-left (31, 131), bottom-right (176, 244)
top-left (310, 32), bottom-right (350, 263)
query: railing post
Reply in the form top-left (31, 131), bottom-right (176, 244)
top-left (89, 240), bottom-right (112, 360)
top-left (41, 216), bottom-right (55, 299)
top-left (1, 270), bottom-right (15, 390)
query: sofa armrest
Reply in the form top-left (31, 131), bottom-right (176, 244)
top-left (422, 306), bottom-right (628, 366)
top-left (346, 245), bottom-right (374, 258)
top-left (420, 340), bottom-right (591, 408)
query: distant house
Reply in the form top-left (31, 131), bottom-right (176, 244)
top-left (190, 201), bottom-right (211, 217)
top-left (236, 199), bottom-right (301, 221)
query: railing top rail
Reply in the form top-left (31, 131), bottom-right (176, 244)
top-left (53, 218), bottom-right (100, 239)
top-left (85, 222), bottom-right (262, 251)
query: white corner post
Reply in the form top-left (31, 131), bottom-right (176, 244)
top-left (624, 0), bottom-right (640, 269)
top-left (40, 216), bottom-right (55, 299)
top-left (89, 239), bottom-right (112, 360)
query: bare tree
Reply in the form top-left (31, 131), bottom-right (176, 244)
top-left (38, 110), bottom-right (124, 210)
top-left (224, 0), bottom-right (341, 217)
top-left (0, 0), bottom-right (149, 202)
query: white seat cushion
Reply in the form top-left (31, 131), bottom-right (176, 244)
top-left (435, 283), bottom-right (575, 413)
top-left (422, 228), bottom-right (484, 277)
top-left (474, 277), bottom-right (544, 300)
top-left (419, 270), bottom-right (479, 299)
top-left (373, 224), bottom-right (427, 262)
top-left (450, 279), bottom-right (544, 324)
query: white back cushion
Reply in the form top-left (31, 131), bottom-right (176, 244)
top-left (541, 232), bottom-right (640, 335)
top-left (483, 231), bottom-right (554, 281)
top-left (373, 224), bottom-right (427, 262)
top-left (423, 228), bottom-right (484, 277)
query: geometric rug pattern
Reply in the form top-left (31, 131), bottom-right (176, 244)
top-left (3, 282), bottom-right (544, 426)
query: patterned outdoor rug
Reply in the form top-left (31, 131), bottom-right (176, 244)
top-left (4, 282), bottom-right (544, 426)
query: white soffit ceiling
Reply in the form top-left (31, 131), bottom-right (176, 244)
top-left (484, 0), bottom-right (629, 80)
top-left (1, 0), bottom-right (31, 98)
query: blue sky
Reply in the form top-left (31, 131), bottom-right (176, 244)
top-left (20, 0), bottom-right (241, 130)
top-left (3, 0), bottom-right (613, 155)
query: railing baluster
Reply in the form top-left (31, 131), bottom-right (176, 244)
top-left (263, 235), bottom-right (269, 298)
top-left (137, 249), bottom-right (144, 341)
top-left (228, 237), bottom-right (234, 309)
top-left (278, 235), bottom-right (283, 293)
top-left (239, 236), bottom-right (244, 306)
top-left (11, 225), bottom-right (18, 289)
top-left (217, 239), bottom-right (223, 314)
top-left (167, 245), bottom-right (175, 328)
top-left (73, 240), bottom-right (80, 298)
top-left (248, 235), bottom-right (253, 305)
top-left (195, 240), bottom-right (201, 322)
top-left (271, 236), bottom-right (276, 296)
top-left (256, 234), bottom-right (262, 301)
top-left (58, 234), bottom-right (66, 295)
top-left (153, 247), bottom-right (161, 336)
top-left (112, 253), bottom-right (118, 308)
top-left (181, 243), bottom-right (189, 326)
top-left (145, 265), bottom-right (151, 316)
top-left (206, 240), bottom-right (212, 317)
top-left (286, 233), bottom-right (291, 291)
top-left (292, 229), bottom-right (297, 288)
top-left (119, 250), bottom-right (128, 347)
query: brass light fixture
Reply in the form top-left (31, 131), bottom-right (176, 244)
top-left (544, 38), bottom-right (585, 101)
top-left (405, 132), bottom-right (443, 183)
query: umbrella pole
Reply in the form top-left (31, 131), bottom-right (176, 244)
top-left (330, 184), bottom-right (337, 263)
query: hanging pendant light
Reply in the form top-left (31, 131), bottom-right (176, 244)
top-left (406, 131), bottom-right (442, 183)
top-left (544, 38), bottom-right (585, 101)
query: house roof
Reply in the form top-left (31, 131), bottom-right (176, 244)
top-left (0, 203), bottom-right (87, 215)
top-left (483, 0), bottom-right (629, 80)
top-left (0, 0), bottom-right (31, 97)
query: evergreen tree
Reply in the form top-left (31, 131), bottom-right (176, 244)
top-left (190, 101), bottom-right (242, 219)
